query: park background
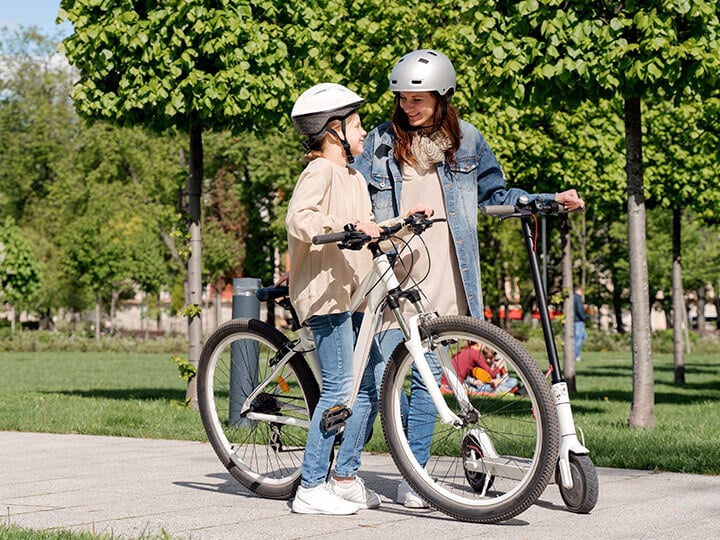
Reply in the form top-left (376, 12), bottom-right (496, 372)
top-left (1, 0), bottom-right (720, 499)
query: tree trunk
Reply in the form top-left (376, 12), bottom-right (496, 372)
top-left (214, 281), bottom-right (223, 331)
top-left (624, 98), bottom-right (654, 430)
top-left (185, 110), bottom-right (204, 408)
top-left (94, 291), bottom-right (101, 342)
top-left (110, 289), bottom-right (118, 335)
top-left (671, 207), bottom-right (685, 384)
top-left (561, 217), bottom-right (576, 392)
top-left (696, 284), bottom-right (707, 334)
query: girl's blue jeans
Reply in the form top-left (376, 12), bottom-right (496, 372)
top-left (300, 311), bottom-right (383, 487)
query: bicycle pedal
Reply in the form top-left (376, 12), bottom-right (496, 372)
top-left (321, 404), bottom-right (352, 434)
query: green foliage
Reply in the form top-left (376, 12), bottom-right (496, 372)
top-left (59, 0), bottom-right (307, 132)
top-left (0, 217), bottom-right (42, 307)
top-left (171, 354), bottom-right (197, 383)
top-left (179, 303), bottom-right (202, 318)
top-left (0, 331), bottom-right (186, 353)
top-left (465, 1), bottom-right (720, 105)
top-left (0, 28), bottom-right (79, 220)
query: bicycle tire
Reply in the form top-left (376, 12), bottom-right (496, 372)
top-left (380, 316), bottom-right (560, 523)
top-left (197, 318), bottom-right (319, 500)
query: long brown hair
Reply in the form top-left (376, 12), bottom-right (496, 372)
top-left (391, 92), bottom-right (461, 167)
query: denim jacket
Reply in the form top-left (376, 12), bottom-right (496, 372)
top-left (352, 120), bottom-right (554, 318)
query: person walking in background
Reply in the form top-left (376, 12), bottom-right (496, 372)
top-left (574, 286), bottom-right (587, 361)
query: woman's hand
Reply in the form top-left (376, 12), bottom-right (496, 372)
top-left (404, 204), bottom-right (434, 218)
top-left (555, 189), bottom-right (585, 211)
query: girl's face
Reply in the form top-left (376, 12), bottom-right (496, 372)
top-left (344, 112), bottom-right (366, 157)
top-left (398, 92), bottom-right (438, 128)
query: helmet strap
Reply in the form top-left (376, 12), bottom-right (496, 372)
top-left (325, 119), bottom-right (354, 164)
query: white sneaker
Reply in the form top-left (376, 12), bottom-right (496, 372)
top-left (396, 479), bottom-right (429, 508)
top-left (329, 476), bottom-right (381, 509)
top-left (292, 483), bottom-right (360, 515)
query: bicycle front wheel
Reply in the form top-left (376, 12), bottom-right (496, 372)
top-left (381, 316), bottom-right (559, 523)
top-left (197, 318), bottom-right (319, 499)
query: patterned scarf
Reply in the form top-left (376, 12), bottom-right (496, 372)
top-left (410, 131), bottom-right (452, 171)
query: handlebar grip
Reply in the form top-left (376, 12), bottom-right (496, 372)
top-left (482, 205), bottom-right (517, 216)
top-left (312, 231), bottom-right (349, 245)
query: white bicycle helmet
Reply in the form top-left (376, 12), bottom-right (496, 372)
top-left (291, 83), bottom-right (364, 136)
top-left (389, 49), bottom-right (456, 97)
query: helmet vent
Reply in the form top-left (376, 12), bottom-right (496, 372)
top-left (418, 58), bottom-right (429, 64)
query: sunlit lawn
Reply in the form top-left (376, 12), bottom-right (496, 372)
top-left (1, 349), bottom-right (719, 474)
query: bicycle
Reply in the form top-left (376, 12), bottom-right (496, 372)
top-left (197, 213), bottom-right (560, 523)
top-left (482, 197), bottom-right (599, 514)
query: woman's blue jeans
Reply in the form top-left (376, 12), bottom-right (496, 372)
top-left (301, 311), bottom-right (382, 487)
top-left (374, 328), bottom-right (442, 468)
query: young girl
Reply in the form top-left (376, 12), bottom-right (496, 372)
top-left (285, 82), bottom-right (383, 515)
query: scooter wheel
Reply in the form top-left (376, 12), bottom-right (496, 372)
top-left (556, 453), bottom-right (599, 513)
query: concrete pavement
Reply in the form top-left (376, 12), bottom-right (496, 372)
top-left (1, 431), bottom-right (719, 539)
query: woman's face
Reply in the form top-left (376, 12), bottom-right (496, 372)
top-left (398, 92), bottom-right (437, 128)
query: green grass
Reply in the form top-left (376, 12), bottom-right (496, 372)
top-left (553, 351), bottom-right (720, 474)
top-left (0, 524), bottom-right (171, 540)
top-left (0, 351), bottom-right (205, 440)
top-left (1, 349), bottom-right (719, 475)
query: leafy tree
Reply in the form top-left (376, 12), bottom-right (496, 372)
top-left (44, 121), bottom-right (185, 334)
top-left (0, 28), bottom-right (78, 220)
top-left (59, 0), bottom-right (326, 404)
top-left (464, 0), bottom-right (720, 429)
top-left (61, 183), bottom-right (136, 340)
top-left (644, 96), bottom-right (720, 381)
top-left (0, 217), bottom-right (42, 331)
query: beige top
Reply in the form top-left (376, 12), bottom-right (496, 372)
top-left (286, 158), bottom-right (375, 324)
top-left (380, 162), bottom-right (467, 330)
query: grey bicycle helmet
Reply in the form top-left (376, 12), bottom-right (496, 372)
top-left (389, 49), bottom-right (456, 97)
top-left (291, 83), bottom-right (364, 136)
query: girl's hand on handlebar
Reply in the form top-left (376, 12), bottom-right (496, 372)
top-left (555, 189), bottom-right (585, 212)
top-left (355, 222), bottom-right (382, 239)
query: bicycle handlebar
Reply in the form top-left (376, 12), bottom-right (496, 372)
top-left (312, 213), bottom-right (445, 249)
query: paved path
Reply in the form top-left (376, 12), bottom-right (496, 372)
top-left (1, 431), bottom-right (719, 539)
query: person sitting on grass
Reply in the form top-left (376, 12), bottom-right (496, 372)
top-left (440, 341), bottom-right (520, 395)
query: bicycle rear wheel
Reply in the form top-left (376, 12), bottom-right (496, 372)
top-left (197, 318), bottom-right (319, 499)
top-left (381, 316), bottom-right (559, 523)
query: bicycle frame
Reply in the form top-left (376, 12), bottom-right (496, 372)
top-left (240, 232), bottom-right (468, 431)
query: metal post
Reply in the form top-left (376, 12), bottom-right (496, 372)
top-left (541, 216), bottom-right (548, 297)
top-left (229, 277), bottom-right (261, 426)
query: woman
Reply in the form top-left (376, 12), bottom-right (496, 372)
top-left (353, 49), bottom-right (584, 508)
